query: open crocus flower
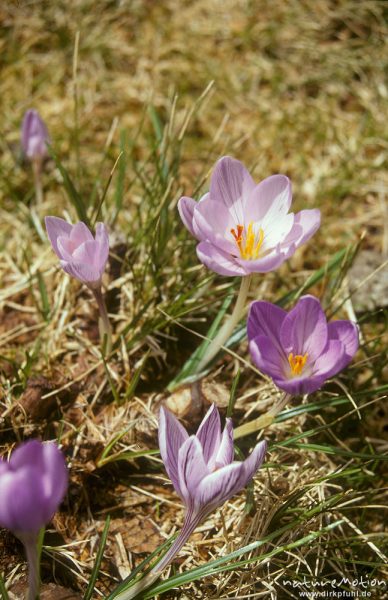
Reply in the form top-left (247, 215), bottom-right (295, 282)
top-left (248, 295), bottom-right (359, 395)
top-left (156, 404), bottom-right (267, 571)
top-left (0, 440), bottom-right (68, 600)
top-left (21, 109), bottom-right (49, 162)
top-left (178, 156), bottom-right (321, 276)
top-left (45, 217), bottom-right (109, 288)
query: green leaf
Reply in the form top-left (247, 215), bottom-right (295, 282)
top-left (49, 145), bottom-right (89, 225)
top-left (106, 533), bottom-right (176, 600)
top-left (167, 285), bottom-right (235, 390)
top-left (0, 572), bottom-right (10, 600)
top-left (227, 368), bottom-right (241, 418)
top-left (83, 516), bottom-right (110, 600)
top-left (36, 270), bottom-right (50, 321)
top-left (142, 520), bottom-right (344, 598)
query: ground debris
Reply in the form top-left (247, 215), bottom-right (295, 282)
top-left (9, 582), bottom-right (82, 600)
top-left (15, 376), bottom-right (80, 421)
top-left (110, 515), bottom-right (161, 555)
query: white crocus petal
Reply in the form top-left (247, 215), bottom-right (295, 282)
top-left (214, 419), bottom-right (234, 469)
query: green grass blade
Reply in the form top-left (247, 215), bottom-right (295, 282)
top-left (227, 368), bottom-right (241, 417)
top-left (36, 270), bottom-right (50, 321)
top-left (49, 145), bottom-right (89, 225)
top-left (167, 285), bottom-right (235, 390)
top-left (0, 573), bottom-right (9, 600)
top-left (83, 515), bottom-right (110, 600)
top-left (142, 520), bottom-right (344, 598)
top-left (106, 534), bottom-right (177, 600)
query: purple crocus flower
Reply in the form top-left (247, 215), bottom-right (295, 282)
top-left (45, 217), bottom-right (109, 288)
top-left (155, 404), bottom-right (267, 571)
top-left (0, 439), bottom-right (68, 534)
top-left (0, 440), bottom-right (68, 600)
top-left (21, 109), bottom-right (49, 162)
top-left (248, 295), bottom-right (359, 395)
top-left (178, 156), bottom-right (321, 276)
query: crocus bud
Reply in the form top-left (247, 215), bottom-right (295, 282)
top-left (21, 109), bottom-right (49, 162)
top-left (248, 295), bottom-right (359, 395)
top-left (0, 440), bottom-right (68, 600)
top-left (0, 439), bottom-right (68, 535)
top-left (45, 217), bottom-right (109, 288)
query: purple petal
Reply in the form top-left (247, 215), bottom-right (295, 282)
top-left (273, 373), bottom-right (326, 395)
top-left (10, 439), bottom-right (44, 470)
top-left (247, 301), bottom-right (287, 352)
top-left (21, 109), bottom-right (49, 159)
top-left (241, 440), bottom-right (267, 485)
top-left (292, 209), bottom-right (321, 247)
top-left (210, 156), bottom-right (255, 222)
top-left (57, 236), bottom-right (79, 261)
top-left (21, 110), bottom-right (35, 153)
top-left (45, 217), bottom-right (73, 258)
top-left (178, 436), bottom-right (209, 506)
top-left (196, 241), bottom-right (247, 276)
top-left (0, 440), bottom-right (67, 533)
top-left (245, 175), bottom-right (292, 222)
top-left (328, 320), bottom-right (359, 367)
top-left (192, 199), bottom-right (236, 254)
top-left (196, 462), bottom-right (243, 512)
top-left (94, 223), bottom-right (110, 274)
top-left (280, 223), bottom-right (304, 248)
top-left (0, 466), bottom-right (46, 532)
top-left (159, 407), bottom-right (188, 499)
top-left (60, 260), bottom-right (101, 285)
top-left (178, 196), bottom-right (198, 238)
top-left (72, 240), bottom-right (100, 267)
top-left (236, 248), bottom-right (288, 273)
top-left (40, 442), bottom-right (68, 519)
top-left (69, 222), bottom-right (94, 246)
top-left (249, 336), bottom-right (288, 380)
top-left (214, 419), bottom-right (234, 469)
top-left (280, 295), bottom-right (328, 360)
top-left (197, 439), bottom-right (267, 512)
top-left (196, 404), bottom-right (221, 467)
top-left (313, 339), bottom-right (346, 379)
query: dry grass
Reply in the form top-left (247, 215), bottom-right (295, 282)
top-left (0, 1), bottom-right (387, 599)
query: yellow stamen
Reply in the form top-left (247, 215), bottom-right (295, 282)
top-left (230, 222), bottom-right (264, 260)
top-left (288, 352), bottom-right (308, 376)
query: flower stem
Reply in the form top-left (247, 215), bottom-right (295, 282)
top-left (151, 510), bottom-right (203, 573)
top-left (267, 392), bottom-right (292, 417)
top-left (234, 392), bottom-right (292, 440)
top-left (195, 274), bottom-right (252, 374)
top-left (32, 159), bottom-right (43, 205)
top-left (113, 511), bottom-right (203, 600)
top-left (92, 286), bottom-right (112, 353)
top-left (20, 533), bottom-right (40, 600)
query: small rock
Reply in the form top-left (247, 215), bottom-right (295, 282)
top-left (348, 250), bottom-right (388, 312)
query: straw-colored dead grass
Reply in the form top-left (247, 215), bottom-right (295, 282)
top-left (0, 1), bottom-right (387, 598)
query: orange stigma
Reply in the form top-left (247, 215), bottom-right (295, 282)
top-left (288, 352), bottom-right (308, 376)
top-left (230, 222), bottom-right (264, 260)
